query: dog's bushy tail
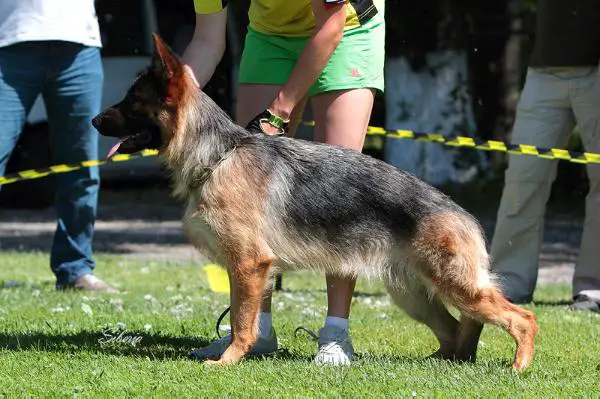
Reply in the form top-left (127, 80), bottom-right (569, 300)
top-left (411, 211), bottom-right (494, 297)
top-left (403, 211), bottom-right (537, 371)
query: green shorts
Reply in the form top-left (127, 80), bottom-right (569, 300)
top-left (238, 14), bottom-right (385, 97)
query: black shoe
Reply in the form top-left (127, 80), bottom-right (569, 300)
top-left (571, 294), bottom-right (600, 312)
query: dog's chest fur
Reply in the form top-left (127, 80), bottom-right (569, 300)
top-left (182, 197), bottom-right (225, 265)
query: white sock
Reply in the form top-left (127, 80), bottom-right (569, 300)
top-left (325, 316), bottom-right (349, 331)
top-left (257, 312), bottom-right (272, 339)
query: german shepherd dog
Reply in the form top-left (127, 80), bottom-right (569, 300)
top-left (92, 34), bottom-right (537, 370)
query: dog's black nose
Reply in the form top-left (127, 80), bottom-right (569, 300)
top-left (91, 115), bottom-right (102, 128)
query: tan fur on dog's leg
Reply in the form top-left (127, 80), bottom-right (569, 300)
top-left (205, 256), bottom-right (274, 366)
top-left (413, 212), bottom-right (537, 370)
top-left (455, 288), bottom-right (537, 371)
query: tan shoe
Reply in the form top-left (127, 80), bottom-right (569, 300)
top-left (72, 274), bottom-right (119, 293)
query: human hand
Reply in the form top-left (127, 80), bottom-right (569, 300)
top-left (246, 109), bottom-right (290, 136)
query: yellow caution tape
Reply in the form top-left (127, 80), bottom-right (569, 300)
top-left (1, 125), bottom-right (597, 187)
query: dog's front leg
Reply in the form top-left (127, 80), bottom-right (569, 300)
top-left (205, 256), bottom-right (273, 366)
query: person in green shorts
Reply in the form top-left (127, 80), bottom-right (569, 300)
top-left (182, 0), bottom-right (385, 366)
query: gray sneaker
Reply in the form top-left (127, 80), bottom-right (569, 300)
top-left (314, 325), bottom-right (354, 366)
top-left (189, 328), bottom-right (278, 361)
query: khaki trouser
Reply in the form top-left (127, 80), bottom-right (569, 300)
top-left (490, 66), bottom-right (600, 303)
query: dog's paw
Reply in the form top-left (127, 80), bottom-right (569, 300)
top-left (202, 357), bottom-right (238, 366)
top-left (428, 349), bottom-right (456, 361)
top-left (203, 358), bottom-right (228, 366)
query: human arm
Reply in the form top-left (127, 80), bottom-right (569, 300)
top-left (253, 0), bottom-right (347, 134)
top-left (181, 7), bottom-right (228, 88)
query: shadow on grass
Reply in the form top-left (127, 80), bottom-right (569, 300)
top-left (0, 330), bottom-right (517, 369)
top-left (0, 329), bottom-right (212, 360)
top-left (0, 330), bottom-right (398, 365)
top-left (532, 300), bottom-right (573, 307)
top-left (233, 349), bottom-right (438, 366)
top-left (355, 353), bottom-right (513, 369)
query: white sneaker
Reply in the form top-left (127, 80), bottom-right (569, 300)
top-left (314, 325), bottom-right (354, 366)
top-left (189, 328), bottom-right (278, 360)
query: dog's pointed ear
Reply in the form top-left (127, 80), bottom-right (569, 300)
top-left (151, 32), bottom-right (182, 79)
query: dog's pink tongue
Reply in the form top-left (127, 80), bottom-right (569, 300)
top-left (106, 141), bottom-right (122, 160)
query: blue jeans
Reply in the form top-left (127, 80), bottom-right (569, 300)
top-left (0, 41), bottom-right (103, 287)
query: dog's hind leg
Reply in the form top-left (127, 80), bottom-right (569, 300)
top-left (454, 315), bottom-right (484, 363)
top-left (412, 212), bottom-right (537, 370)
top-left (448, 286), bottom-right (537, 371)
top-left (206, 254), bottom-right (274, 366)
top-left (385, 281), bottom-right (458, 360)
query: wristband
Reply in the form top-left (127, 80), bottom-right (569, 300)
top-left (260, 109), bottom-right (290, 135)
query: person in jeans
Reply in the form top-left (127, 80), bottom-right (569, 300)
top-left (0, 0), bottom-right (116, 292)
top-left (490, 0), bottom-right (600, 311)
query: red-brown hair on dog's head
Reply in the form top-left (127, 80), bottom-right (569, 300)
top-left (91, 33), bottom-right (199, 158)
top-left (151, 33), bottom-right (198, 107)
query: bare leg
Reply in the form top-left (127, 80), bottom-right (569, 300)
top-left (311, 88), bottom-right (376, 320)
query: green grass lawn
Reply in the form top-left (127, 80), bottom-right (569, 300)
top-left (1, 252), bottom-right (599, 398)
